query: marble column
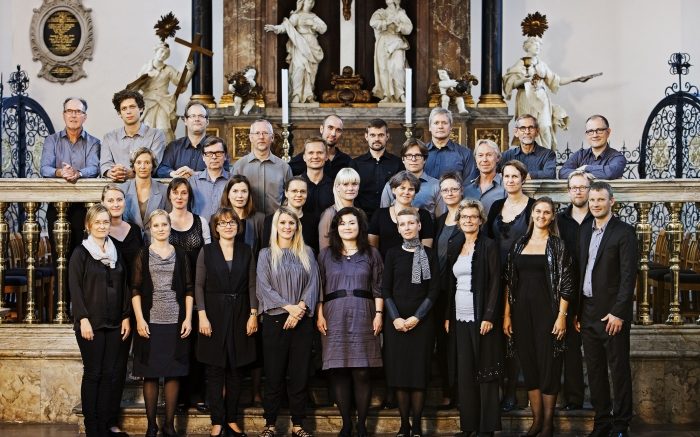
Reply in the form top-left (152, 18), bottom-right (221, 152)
top-left (192, 0), bottom-right (215, 106)
top-left (478, 0), bottom-right (507, 107)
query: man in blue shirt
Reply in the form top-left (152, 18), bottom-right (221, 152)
top-left (501, 114), bottom-right (556, 179)
top-left (559, 115), bottom-right (627, 180)
top-left (424, 107), bottom-right (478, 182)
top-left (463, 139), bottom-right (506, 215)
top-left (189, 136), bottom-right (231, 222)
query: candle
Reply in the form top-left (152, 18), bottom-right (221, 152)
top-left (281, 69), bottom-right (289, 124)
top-left (405, 68), bottom-right (412, 124)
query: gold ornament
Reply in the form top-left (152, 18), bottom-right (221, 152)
top-left (521, 12), bottom-right (548, 38)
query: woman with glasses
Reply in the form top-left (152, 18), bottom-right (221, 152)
top-left (317, 207), bottom-right (384, 437)
top-left (503, 197), bottom-right (574, 437)
top-left (196, 207), bottom-right (258, 437)
top-left (131, 210), bottom-right (194, 437)
top-left (445, 200), bottom-right (502, 437)
top-left (256, 207), bottom-right (320, 437)
top-left (122, 147), bottom-right (169, 239)
top-left (69, 204), bottom-right (131, 437)
top-left (221, 175), bottom-right (265, 255)
top-left (432, 172), bottom-right (464, 408)
top-left (485, 160), bottom-right (535, 413)
top-left (369, 171), bottom-right (434, 259)
top-left (100, 185), bottom-right (143, 437)
top-left (319, 168), bottom-right (361, 251)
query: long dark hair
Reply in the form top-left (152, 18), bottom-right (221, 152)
top-left (328, 207), bottom-right (370, 260)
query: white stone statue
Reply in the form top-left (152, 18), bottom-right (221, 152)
top-left (503, 37), bottom-right (600, 150)
top-left (135, 42), bottom-right (194, 143)
top-left (437, 69), bottom-right (469, 114)
top-left (370, 0), bottom-right (413, 103)
top-left (264, 0), bottom-right (327, 104)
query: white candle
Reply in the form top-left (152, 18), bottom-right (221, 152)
top-left (281, 69), bottom-right (289, 124)
top-left (405, 68), bottom-right (412, 124)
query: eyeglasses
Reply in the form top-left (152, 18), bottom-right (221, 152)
top-left (64, 109), bottom-right (85, 116)
top-left (569, 186), bottom-right (591, 192)
top-left (403, 153), bottom-right (426, 161)
top-left (440, 187), bottom-right (461, 194)
top-left (203, 151), bottom-right (225, 158)
top-left (217, 220), bottom-right (237, 228)
top-left (250, 131), bottom-right (272, 137)
top-left (516, 126), bottom-right (537, 132)
top-left (288, 189), bottom-right (307, 195)
top-left (585, 128), bottom-right (609, 136)
top-left (459, 214), bottom-right (480, 221)
top-left (186, 114), bottom-right (207, 120)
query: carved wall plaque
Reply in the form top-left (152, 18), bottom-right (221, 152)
top-left (30, 0), bottom-right (95, 83)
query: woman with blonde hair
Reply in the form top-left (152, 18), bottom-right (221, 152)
top-left (318, 167), bottom-right (361, 250)
top-left (256, 206), bottom-right (320, 437)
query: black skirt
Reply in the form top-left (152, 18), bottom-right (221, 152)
top-left (133, 323), bottom-right (189, 378)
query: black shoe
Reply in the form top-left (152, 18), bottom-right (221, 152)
top-left (196, 402), bottom-right (211, 413)
top-left (356, 426), bottom-right (368, 437)
top-left (396, 425), bottom-right (411, 437)
top-left (145, 425), bottom-right (158, 437)
top-left (562, 402), bottom-right (583, 411)
top-left (410, 429), bottom-right (423, 437)
top-left (500, 398), bottom-right (517, 412)
top-left (608, 431), bottom-right (629, 437)
top-left (109, 430), bottom-right (130, 437)
top-left (453, 432), bottom-right (473, 437)
top-left (162, 428), bottom-right (178, 437)
top-left (225, 424), bottom-right (248, 437)
top-left (586, 424), bottom-right (612, 437)
top-left (291, 427), bottom-right (313, 437)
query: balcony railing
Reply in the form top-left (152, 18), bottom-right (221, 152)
top-left (1, 178), bottom-right (699, 325)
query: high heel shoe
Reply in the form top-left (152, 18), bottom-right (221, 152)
top-left (226, 424), bottom-right (248, 437)
top-left (144, 425), bottom-right (158, 437)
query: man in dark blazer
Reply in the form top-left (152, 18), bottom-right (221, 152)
top-left (578, 181), bottom-right (638, 437)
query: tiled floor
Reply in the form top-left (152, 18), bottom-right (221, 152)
top-left (0, 423), bottom-right (699, 437)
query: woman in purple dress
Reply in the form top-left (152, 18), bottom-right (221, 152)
top-left (316, 207), bottom-right (384, 437)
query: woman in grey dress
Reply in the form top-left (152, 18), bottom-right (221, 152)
top-left (132, 210), bottom-right (194, 437)
top-left (316, 207), bottom-right (383, 437)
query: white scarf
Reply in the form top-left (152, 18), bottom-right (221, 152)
top-left (82, 235), bottom-right (118, 268)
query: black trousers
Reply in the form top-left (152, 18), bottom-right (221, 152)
top-left (455, 321), bottom-right (501, 433)
top-left (206, 362), bottom-right (243, 425)
top-left (262, 314), bottom-right (313, 427)
top-left (75, 327), bottom-right (122, 437)
top-left (581, 300), bottom-right (633, 432)
top-left (562, 316), bottom-right (585, 405)
top-left (108, 328), bottom-right (132, 428)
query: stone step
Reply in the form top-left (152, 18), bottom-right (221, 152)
top-left (76, 403), bottom-right (595, 435)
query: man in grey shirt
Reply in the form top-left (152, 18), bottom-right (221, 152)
top-left (501, 114), bottom-right (556, 179)
top-left (100, 89), bottom-right (165, 181)
top-left (189, 136), bottom-right (231, 222)
top-left (232, 119), bottom-right (292, 215)
top-left (463, 139), bottom-right (506, 215)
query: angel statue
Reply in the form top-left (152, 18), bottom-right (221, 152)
top-left (265, 0), bottom-right (327, 104)
top-left (503, 12), bottom-right (601, 150)
top-left (227, 67), bottom-right (262, 116)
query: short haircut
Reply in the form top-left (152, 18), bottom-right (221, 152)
top-left (129, 147), bottom-right (158, 169)
top-left (112, 89), bottom-right (144, 113)
top-left (146, 209), bottom-right (171, 228)
top-left (590, 180), bottom-right (614, 198)
top-left (85, 204), bottom-right (110, 234)
top-left (304, 135), bottom-right (327, 152)
top-left (184, 100), bottom-right (208, 118)
top-left (475, 138), bottom-right (502, 159)
top-left (63, 97), bottom-right (88, 112)
top-left (101, 183), bottom-right (125, 201)
top-left (439, 171), bottom-right (463, 188)
top-left (455, 199), bottom-right (486, 224)
top-left (566, 170), bottom-right (595, 187)
top-left (502, 159), bottom-right (529, 180)
top-left (250, 118), bottom-right (273, 133)
top-left (586, 114), bottom-right (610, 128)
top-left (210, 207), bottom-right (242, 240)
top-left (333, 167), bottom-right (361, 210)
top-left (202, 136), bottom-right (227, 152)
top-left (221, 174), bottom-right (256, 217)
top-left (400, 138), bottom-right (428, 157)
top-left (429, 106), bottom-right (453, 126)
top-left (396, 207), bottom-right (420, 221)
top-left (167, 177), bottom-right (195, 212)
top-left (367, 118), bottom-right (388, 131)
top-left (323, 114), bottom-right (342, 126)
top-left (515, 113), bottom-right (538, 129)
top-left (389, 170), bottom-right (421, 194)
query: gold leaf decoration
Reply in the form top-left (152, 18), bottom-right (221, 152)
top-left (155, 12), bottom-right (180, 42)
top-left (521, 12), bottom-right (548, 38)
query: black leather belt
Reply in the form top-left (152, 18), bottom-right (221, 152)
top-left (324, 289), bottom-right (373, 302)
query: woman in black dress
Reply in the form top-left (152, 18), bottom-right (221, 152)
top-left (132, 210), bottom-right (194, 437)
top-left (197, 207), bottom-right (258, 437)
top-left (101, 184), bottom-right (143, 437)
top-left (369, 171), bottom-right (434, 259)
top-left (382, 208), bottom-right (439, 437)
top-left (69, 204), bottom-right (131, 437)
top-left (503, 197), bottom-right (574, 437)
top-left (485, 159), bottom-right (535, 412)
top-left (445, 199), bottom-right (502, 437)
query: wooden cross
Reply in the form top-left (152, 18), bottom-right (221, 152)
top-left (173, 33), bottom-right (214, 97)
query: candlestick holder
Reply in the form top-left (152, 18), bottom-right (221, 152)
top-left (402, 122), bottom-right (415, 140)
top-left (281, 123), bottom-right (292, 162)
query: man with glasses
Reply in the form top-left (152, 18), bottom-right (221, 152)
top-left (501, 114), bottom-right (556, 179)
top-left (190, 136), bottom-right (231, 222)
top-left (156, 101), bottom-right (229, 178)
top-left (100, 89), bottom-right (165, 181)
top-left (380, 138), bottom-right (444, 218)
top-left (289, 114), bottom-right (351, 178)
top-left (232, 119), bottom-right (292, 215)
top-left (559, 114), bottom-right (626, 179)
top-left (424, 107), bottom-right (478, 181)
top-left (556, 170), bottom-right (595, 413)
top-left (463, 139), bottom-right (506, 215)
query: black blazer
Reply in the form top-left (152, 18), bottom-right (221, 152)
top-left (579, 216), bottom-right (638, 323)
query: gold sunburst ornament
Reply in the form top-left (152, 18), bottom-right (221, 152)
top-left (154, 12), bottom-right (180, 42)
top-left (521, 12), bottom-right (548, 38)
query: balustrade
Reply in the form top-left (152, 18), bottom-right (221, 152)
top-left (1, 178), bottom-right (700, 324)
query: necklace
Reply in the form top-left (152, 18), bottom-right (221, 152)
top-left (344, 247), bottom-right (358, 260)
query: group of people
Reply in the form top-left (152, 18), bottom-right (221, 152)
top-left (49, 94), bottom-right (635, 437)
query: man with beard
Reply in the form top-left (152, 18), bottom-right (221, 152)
top-left (501, 114), bottom-right (556, 179)
top-left (289, 114), bottom-right (351, 178)
top-left (350, 118), bottom-right (402, 219)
